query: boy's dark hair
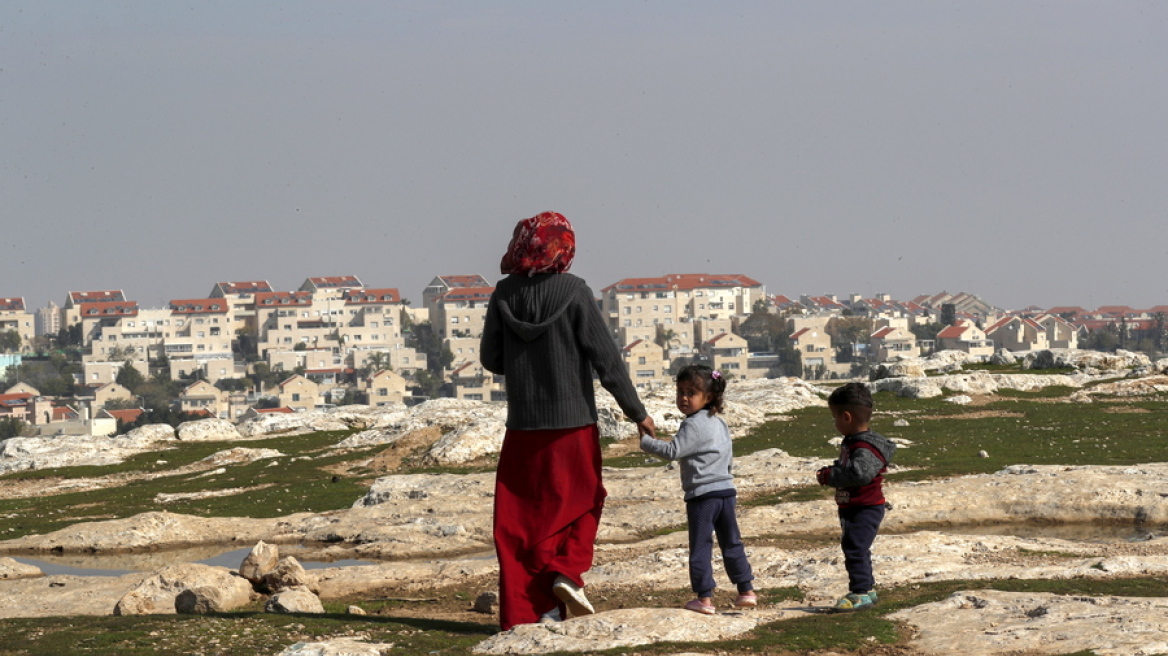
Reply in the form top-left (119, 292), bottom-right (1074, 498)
top-left (675, 364), bottom-right (726, 415)
top-left (827, 382), bottom-right (873, 423)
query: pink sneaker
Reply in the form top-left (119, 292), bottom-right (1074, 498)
top-left (734, 592), bottom-right (758, 607)
top-left (684, 598), bottom-right (716, 615)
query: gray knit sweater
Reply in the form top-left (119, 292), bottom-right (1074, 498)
top-left (480, 273), bottom-right (648, 430)
top-left (639, 409), bottom-right (735, 501)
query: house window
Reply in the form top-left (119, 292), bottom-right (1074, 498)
top-left (377, 388), bottom-right (387, 396)
top-left (451, 316), bottom-right (459, 324)
top-left (292, 393), bottom-right (301, 402)
top-left (623, 307), bottom-right (631, 315)
top-left (638, 356), bottom-right (646, 364)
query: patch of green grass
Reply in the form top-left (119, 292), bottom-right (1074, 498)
top-left (742, 390), bottom-right (1168, 483)
top-left (0, 430), bottom-right (381, 539)
top-left (0, 610), bottom-right (496, 656)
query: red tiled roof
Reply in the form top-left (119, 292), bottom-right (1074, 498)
top-left (69, 290), bottom-right (125, 304)
top-left (936, 325), bottom-right (969, 339)
top-left (440, 286), bottom-right (495, 302)
top-left (256, 407), bottom-right (296, 414)
top-left (308, 275), bottom-right (363, 288)
top-left (169, 299), bottom-right (229, 314)
top-left (344, 288), bottom-right (401, 304)
top-left (256, 291), bottom-right (313, 307)
top-left (870, 327), bottom-right (897, 339)
top-left (603, 273), bottom-right (761, 293)
top-left (622, 339), bottom-right (645, 351)
top-left (79, 301), bottom-right (138, 317)
top-left (789, 328), bottom-right (810, 340)
top-left (215, 281), bottom-right (273, 295)
top-left (438, 275), bottom-right (491, 288)
top-left (106, 408), bottom-right (143, 423)
top-left (0, 297), bottom-right (26, 311)
top-left (1095, 306), bottom-right (1136, 316)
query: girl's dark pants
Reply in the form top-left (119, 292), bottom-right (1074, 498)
top-left (839, 504), bottom-right (886, 594)
top-left (686, 494), bottom-right (754, 597)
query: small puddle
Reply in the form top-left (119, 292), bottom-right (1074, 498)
top-left (9, 545), bottom-right (378, 578)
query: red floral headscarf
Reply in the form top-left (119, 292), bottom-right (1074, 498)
top-left (500, 211), bottom-right (576, 276)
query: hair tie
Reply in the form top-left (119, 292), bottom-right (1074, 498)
top-left (710, 370), bottom-right (722, 380)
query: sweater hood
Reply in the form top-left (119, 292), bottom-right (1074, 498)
top-left (844, 430), bottom-right (896, 463)
top-left (494, 273), bottom-right (581, 343)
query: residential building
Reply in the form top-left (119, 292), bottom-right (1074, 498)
top-left (63, 290), bottom-right (127, 330)
top-left (693, 318), bottom-right (735, 348)
top-left (80, 358), bottom-right (148, 387)
top-left (35, 300), bottom-right (62, 338)
top-left (276, 374), bottom-right (319, 412)
top-left (299, 275), bottom-right (365, 301)
top-left (167, 298), bottom-right (234, 372)
top-left (869, 326), bottom-right (919, 362)
top-left (913, 292), bottom-right (998, 323)
top-left (1035, 314), bottom-right (1079, 349)
top-left (422, 275), bottom-right (491, 317)
top-left (432, 286), bottom-right (494, 339)
top-left (448, 362), bottom-right (502, 401)
top-left (362, 369), bottom-right (408, 406)
top-left (936, 320), bottom-right (994, 357)
top-left (0, 298), bottom-right (35, 349)
top-left (984, 317), bottom-right (1049, 353)
top-left (179, 380), bottom-right (228, 418)
top-left (0, 391), bottom-right (53, 426)
top-left (601, 273), bottom-right (764, 337)
top-left (622, 339), bottom-right (668, 390)
top-left (701, 332), bottom-right (749, 376)
top-left (209, 280), bottom-right (273, 334)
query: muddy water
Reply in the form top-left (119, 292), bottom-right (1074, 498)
top-left (11, 545), bottom-right (378, 577)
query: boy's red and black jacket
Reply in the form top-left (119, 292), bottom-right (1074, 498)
top-left (825, 430), bottom-right (896, 507)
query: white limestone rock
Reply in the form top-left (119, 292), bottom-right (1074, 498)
top-left (114, 563), bottom-right (254, 615)
top-left (423, 417), bottom-right (507, 465)
top-left (122, 423), bottom-right (177, 443)
top-left (471, 608), bottom-right (774, 654)
top-left (890, 590), bottom-right (1168, 656)
top-left (176, 418), bottom-right (242, 441)
top-left (199, 447), bottom-right (284, 467)
top-left (276, 638), bottom-right (398, 656)
top-left (265, 587), bottom-right (325, 614)
top-left (262, 556), bottom-right (309, 593)
top-left (0, 557), bottom-right (42, 580)
top-left (239, 540), bottom-right (280, 585)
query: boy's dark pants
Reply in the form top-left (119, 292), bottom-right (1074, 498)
top-left (838, 504), bottom-right (886, 594)
top-left (686, 495), bottom-right (754, 597)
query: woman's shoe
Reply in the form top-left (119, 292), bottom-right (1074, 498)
top-left (734, 592), bottom-right (758, 607)
top-left (684, 598), bottom-right (716, 615)
top-left (552, 575), bottom-right (595, 616)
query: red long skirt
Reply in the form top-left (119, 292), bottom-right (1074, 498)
top-left (493, 424), bottom-right (605, 630)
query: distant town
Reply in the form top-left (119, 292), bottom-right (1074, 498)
top-left (1, 274), bottom-right (1165, 438)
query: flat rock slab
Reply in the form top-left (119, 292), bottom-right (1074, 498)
top-left (0, 574), bottom-right (148, 617)
top-left (889, 590), bottom-right (1168, 656)
top-left (470, 607), bottom-right (804, 654)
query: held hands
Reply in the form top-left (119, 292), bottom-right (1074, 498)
top-left (816, 466), bottom-right (832, 486)
top-left (636, 416), bottom-right (657, 439)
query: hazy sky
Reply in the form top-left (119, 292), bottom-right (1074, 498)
top-left (4, 2), bottom-right (1166, 312)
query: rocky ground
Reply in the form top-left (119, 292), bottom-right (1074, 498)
top-left (0, 349), bottom-right (1166, 655)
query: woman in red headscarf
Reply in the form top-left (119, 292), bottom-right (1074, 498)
top-left (481, 212), bottom-right (656, 630)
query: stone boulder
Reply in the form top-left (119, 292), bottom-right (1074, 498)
top-left (422, 417), bottom-right (507, 465)
top-left (176, 418), bottom-right (242, 441)
top-left (473, 590), bottom-right (499, 615)
top-left (239, 540), bottom-right (280, 585)
top-left (1024, 348), bottom-right (1151, 373)
top-left (122, 423), bottom-right (177, 443)
top-left (175, 584), bottom-right (255, 614)
top-left (265, 587), bottom-right (325, 614)
top-left (871, 361), bottom-right (927, 380)
top-left (471, 607), bottom-right (774, 654)
top-left (990, 348), bottom-right (1018, 366)
top-left (262, 556), bottom-right (309, 593)
top-left (276, 638), bottom-right (398, 655)
top-left (0, 558), bottom-right (42, 580)
top-left (199, 447), bottom-right (284, 467)
top-left (114, 563), bottom-right (254, 615)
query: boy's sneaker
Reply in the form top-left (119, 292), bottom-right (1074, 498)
top-left (683, 598), bottom-right (717, 615)
top-left (552, 575), bottom-right (595, 616)
top-left (539, 607), bottom-right (562, 623)
top-left (734, 592), bottom-right (758, 607)
top-left (832, 592), bottom-right (876, 612)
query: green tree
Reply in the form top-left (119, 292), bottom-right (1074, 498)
top-left (0, 417), bottom-right (28, 439)
top-left (0, 330), bottom-right (22, 353)
top-left (115, 362), bottom-right (146, 393)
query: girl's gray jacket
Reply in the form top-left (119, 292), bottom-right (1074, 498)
top-left (640, 409), bottom-right (735, 501)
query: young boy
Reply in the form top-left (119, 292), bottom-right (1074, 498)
top-left (816, 382), bottom-right (896, 612)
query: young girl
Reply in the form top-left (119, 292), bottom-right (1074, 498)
top-left (640, 365), bottom-right (756, 614)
